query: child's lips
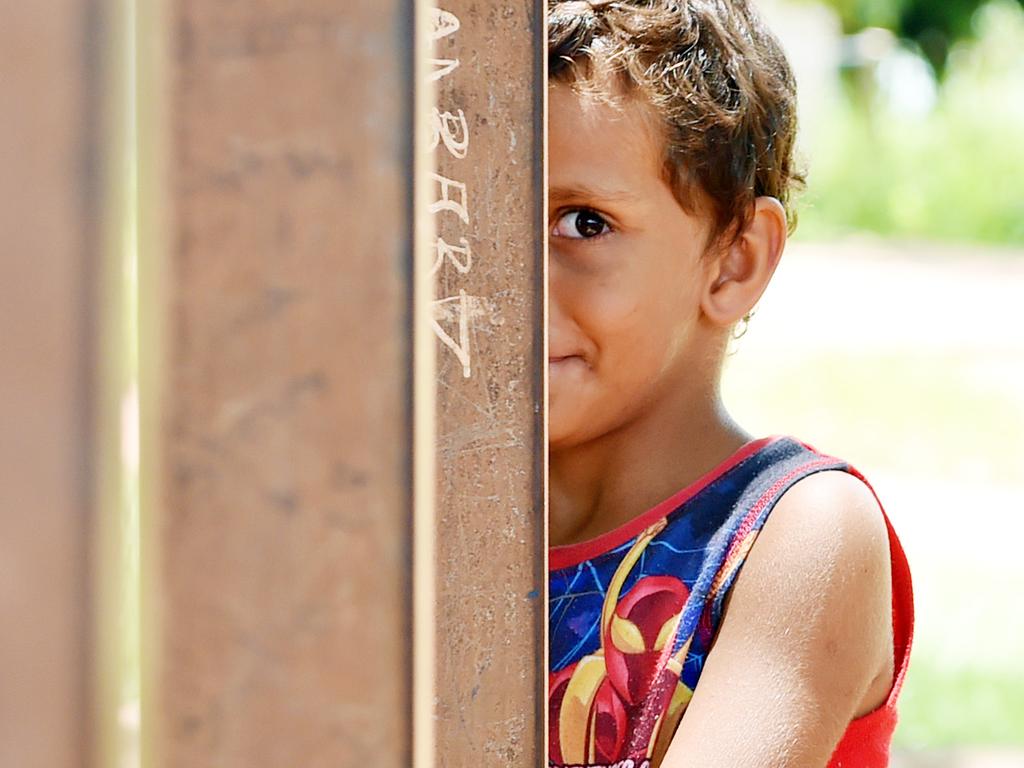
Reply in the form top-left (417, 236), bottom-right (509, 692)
top-left (549, 355), bottom-right (584, 371)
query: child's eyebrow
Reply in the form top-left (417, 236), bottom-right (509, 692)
top-left (549, 183), bottom-right (641, 204)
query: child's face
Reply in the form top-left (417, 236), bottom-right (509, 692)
top-left (548, 81), bottom-right (718, 450)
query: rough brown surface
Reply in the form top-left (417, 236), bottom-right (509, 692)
top-left (147, 3), bottom-right (415, 767)
top-left (428, 2), bottom-right (547, 765)
top-left (0, 3), bottom-right (97, 766)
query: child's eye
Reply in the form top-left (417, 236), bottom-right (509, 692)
top-left (552, 209), bottom-right (612, 240)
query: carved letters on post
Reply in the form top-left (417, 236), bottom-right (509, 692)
top-left (427, 7), bottom-right (479, 380)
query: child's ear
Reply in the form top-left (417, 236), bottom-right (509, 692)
top-left (701, 196), bottom-right (787, 327)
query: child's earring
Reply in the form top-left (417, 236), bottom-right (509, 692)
top-left (725, 308), bottom-right (754, 359)
top-left (731, 307), bottom-right (755, 341)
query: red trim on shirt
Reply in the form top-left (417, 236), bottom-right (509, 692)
top-left (548, 434), bottom-right (786, 571)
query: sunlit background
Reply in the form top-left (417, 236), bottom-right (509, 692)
top-left (724, 1), bottom-right (1024, 765)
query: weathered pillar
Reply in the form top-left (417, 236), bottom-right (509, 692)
top-left (426, 3), bottom-right (548, 765)
top-left (140, 1), bottom-right (546, 766)
top-left (139, 2), bottom-right (423, 766)
top-left (0, 2), bottom-right (128, 767)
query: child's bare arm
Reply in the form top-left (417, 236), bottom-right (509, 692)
top-left (660, 470), bottom-right (895, 768)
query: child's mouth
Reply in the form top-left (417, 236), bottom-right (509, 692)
top-left (549, 355), bottom-right (584, 372)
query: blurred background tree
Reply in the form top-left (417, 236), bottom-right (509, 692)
top-left (775, 0), bottom-right (1024, 246)
top-left (817, 0), bottom-right (1022, 75)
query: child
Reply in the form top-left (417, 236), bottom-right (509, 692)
top-left (546, 2), bottom-right (914, 767)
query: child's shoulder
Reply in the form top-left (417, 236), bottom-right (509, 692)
top-left (729, 441), bottom-right (894, 635)
top-left (712, 452), bottom-right (897, 715)
top-left (773, 462), bottom-right (890, 551)
top-left (760, 440), bottom-right (894, 602)
top-left (749, 437), bottom-right (893, 584)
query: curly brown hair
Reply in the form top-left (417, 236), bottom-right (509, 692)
top-left (548, 0), bottom-right (805, 252)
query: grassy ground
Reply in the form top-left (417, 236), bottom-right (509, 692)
top-left (721, 237), bottom-right (1024, 753)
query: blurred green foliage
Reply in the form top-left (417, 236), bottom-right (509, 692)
top-left (795, 0), bottom-right (1024, 246)
top-left (814, 0), bottom-right (1023, 74)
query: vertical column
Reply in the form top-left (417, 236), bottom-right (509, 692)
top-left (0, 2), bottom-right (126, 767)
top-left (141, 0), bottom-right (546, 765)
top-left (139, 2), bottom-right (423, 767)
top-left (426, 2), bottom-right (547, 764)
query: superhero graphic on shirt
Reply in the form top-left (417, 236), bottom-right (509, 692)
top-left (549, 520), bottom-right (699, 768)
top-left (549, 512), bottom-right (762, 768)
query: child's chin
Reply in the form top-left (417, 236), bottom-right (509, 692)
top-left (547, 411), bottom-right (571, 448)
top-left (547, 410), bottom-right (589, 451)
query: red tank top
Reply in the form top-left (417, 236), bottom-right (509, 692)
top-left (548, 434), bottom-right (914, 767)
